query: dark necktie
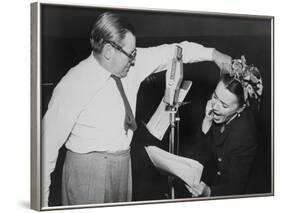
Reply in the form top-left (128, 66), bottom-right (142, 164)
top-left (111, 75), bottom-right (137, 133)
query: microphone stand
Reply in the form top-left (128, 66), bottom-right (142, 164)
top-left (176, 110), bottom-right (180, 156)
top-left (164, 45), bottom-right (184, 199)
top-left (167, 101), bottom-right (189, 199)
top-left (167, 104), bottom-right (180, 199)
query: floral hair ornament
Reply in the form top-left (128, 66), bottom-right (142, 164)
top-left (221, 55), bottom-right (263, 107)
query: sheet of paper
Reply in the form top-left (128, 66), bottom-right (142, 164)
top-left (146, 80), bottom-right (192, 140)
top-left (145, 146), bottom-right (203, 186)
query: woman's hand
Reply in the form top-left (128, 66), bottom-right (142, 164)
top-left (185, 181), bottom-right (211, 197)
top-left (202, 99), bottom-right (213, 134)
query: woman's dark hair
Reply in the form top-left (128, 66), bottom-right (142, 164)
top-left (221, 73), bottom-right (245, 107)
top-left (90, 12), bottom-right (135, 54)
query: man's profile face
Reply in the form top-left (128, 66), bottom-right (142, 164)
top-left (111, 32), bottom-right (136, 78)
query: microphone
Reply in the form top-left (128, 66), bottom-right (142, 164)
top-left (164, 45), bottom-right (184, 107)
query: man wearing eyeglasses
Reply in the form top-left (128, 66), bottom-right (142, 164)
top-left (42, 12), bottom-right (231, 206)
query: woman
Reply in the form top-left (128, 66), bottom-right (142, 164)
top-left (186, 56), bottom-right (263, 197)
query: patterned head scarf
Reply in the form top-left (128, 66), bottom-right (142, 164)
top-left (221, 55), bottom-right (263, 107)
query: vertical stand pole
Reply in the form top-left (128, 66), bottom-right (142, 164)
top-left (176, 112), bottom-right (180, 155)
top-left (168, 107), bottom-right (176, 199)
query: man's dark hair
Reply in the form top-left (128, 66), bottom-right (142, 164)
top-left (90, 12), bottom-right (135, 54)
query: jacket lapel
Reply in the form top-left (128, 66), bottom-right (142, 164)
top-left (213, 124), bottom-right (231, 147)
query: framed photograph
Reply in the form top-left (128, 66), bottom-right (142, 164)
top-left (31, 1), bottom-right (274, 211)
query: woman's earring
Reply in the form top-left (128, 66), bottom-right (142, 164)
top-left (236, 105), bottom-right (246, 118)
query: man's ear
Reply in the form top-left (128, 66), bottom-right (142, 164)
top-left (90, 38), bottom-right (94, 49)
top-left (103, 43), bottom-right (113, 60)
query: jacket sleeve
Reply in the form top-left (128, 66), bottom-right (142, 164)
top-left (190, 129), bottom-right (213, 165)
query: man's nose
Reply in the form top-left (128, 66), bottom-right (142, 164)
top-left (130, 61), bottom-right (135, 67)
top-left (130, 58), bottom-right (136, 66)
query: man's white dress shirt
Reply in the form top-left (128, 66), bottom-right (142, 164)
top-left (42, 41), bottom-right (214, 206)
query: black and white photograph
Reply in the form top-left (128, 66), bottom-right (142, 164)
top-left (31, 1), bottom-right (273, 211)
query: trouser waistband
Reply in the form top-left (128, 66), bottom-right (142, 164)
top-left (67, 148), bottom-right (130, 157)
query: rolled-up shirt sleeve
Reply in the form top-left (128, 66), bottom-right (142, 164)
top-left (180, 41), bottom-right (214, 64)
top-left (134, 41), bottom-right (214, 83)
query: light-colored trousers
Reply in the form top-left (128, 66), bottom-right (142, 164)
top-left (62, 149), bottom-right (132, 205)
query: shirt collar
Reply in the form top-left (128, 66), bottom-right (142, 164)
top-left (87, 52), bottom-right (112, 81)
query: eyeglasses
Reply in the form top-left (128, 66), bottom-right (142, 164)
top-left (104, 40), bottom-right (137, 62)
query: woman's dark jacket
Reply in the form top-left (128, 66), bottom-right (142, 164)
top-left (195, 109), bottom-right (258, 196)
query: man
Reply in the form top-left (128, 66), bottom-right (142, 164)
top-left (42, 12), bottom-right (231, 206)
